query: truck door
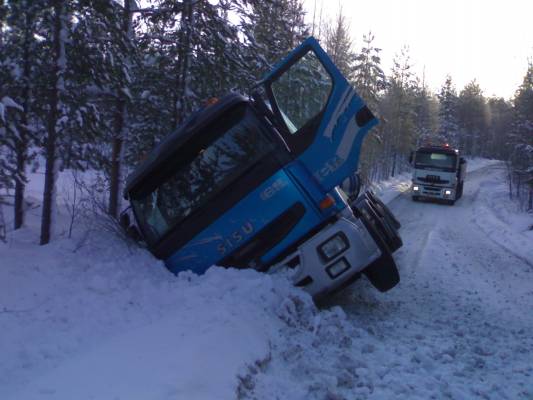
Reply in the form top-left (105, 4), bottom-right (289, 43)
top-left (259, 37), bottom-right (378, 193)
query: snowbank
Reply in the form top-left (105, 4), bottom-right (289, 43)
top-left (1, 224), bottom-right (325, 399)
top-left (471, 165), bottom-right (533, 266)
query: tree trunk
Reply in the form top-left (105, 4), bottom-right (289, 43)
top-left (108, 98), bottom-right (125, 218)
top-left (0, 0), bottom-right (4, 47)
top-left (174, 0), bottom-right (194, 128)
top-left (108, 0), bottom-right (133, 218)
top-left (14, 8), bottom-right (33, 230)
top-left (40, 0), bottom-right (64, 245)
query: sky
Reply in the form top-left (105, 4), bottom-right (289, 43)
top-left (304, 0), bottom-right (533, 99)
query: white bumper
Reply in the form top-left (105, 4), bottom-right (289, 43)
top-left (271, 211), bottom-right (381, 298)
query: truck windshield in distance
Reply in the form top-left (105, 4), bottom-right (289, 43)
top-left (130, 106), bottom-right (278, 244)
top-left (415, 151), bottom-right (457, 172)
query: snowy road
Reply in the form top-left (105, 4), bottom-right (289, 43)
top-left (323, 163), bottom-right (533, 399)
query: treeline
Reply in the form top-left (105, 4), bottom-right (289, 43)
top-left (0, 0), bottom-right (531, 245)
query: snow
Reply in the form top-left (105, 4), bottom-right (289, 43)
top-left (1, 160), bottom-right (532, 399)
top-left (0, 96), bottom-right (24, 123)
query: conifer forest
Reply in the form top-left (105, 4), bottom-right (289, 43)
top-left (0, 0), bottom-right (531, 244)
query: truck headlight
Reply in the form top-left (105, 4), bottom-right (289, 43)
top-left (444, 189), bottom-right (452, 196)
top-left (413, 185), bottom-right (419, 191)
top-left (318, 233), bottom-right (348, 262)
top-left (326, 258), bottom-right (350, 279)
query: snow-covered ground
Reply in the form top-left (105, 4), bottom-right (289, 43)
top-left (1, 160), bottom-right (532, 399)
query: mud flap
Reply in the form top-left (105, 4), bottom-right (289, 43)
top-left (363, 248), bottom-right (400, 292)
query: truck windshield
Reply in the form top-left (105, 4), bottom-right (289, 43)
top-left (130, 109), bottom-right (276, 243)
top-left (415, 151), bottom-right (457, 172)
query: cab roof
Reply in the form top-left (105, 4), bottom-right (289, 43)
top-left (124, 93), bottom-right (248, 197)
top-left (417, 145), bottom-right (459, 155)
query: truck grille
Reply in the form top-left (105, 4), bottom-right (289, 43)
top-left (419, 175), bottom-right (449, 184)
top-left (219, 202), bottom-right (306, 270)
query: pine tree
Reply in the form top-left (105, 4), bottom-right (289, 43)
top-left (437, 75), bottom-right (460, 146)
top-left (0, 0), bottom-right (43, 229)
top-left (322, 8), bottom-right (353, 78)
top-left (351, 31), bottom-right (386, 183)
top-left (510, 62), bottom-right (533, 209)
top-left (486, 97), bottom-right (513, 160)
top-left (240, 0), bottom-right (309, 77)
top-left (380, 46), bottom-right (416, 177)
top-left (457, 80), bottom-right (489, 156)
top-left (40, 0), bottom-right (68, 245)
top-left (108, 0), bottom-right (136, 218)
top-left (412, 75), bottom-right (439, 146)
top-left (126, 0), bottom-right (261, 165)
top-left (351, 31), bottom-right (386, 111)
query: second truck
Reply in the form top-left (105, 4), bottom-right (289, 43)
top-left (410, 144), bottom-right (467, 205)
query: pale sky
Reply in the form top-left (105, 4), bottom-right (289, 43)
top-left (305, 0), bottom-right (533, 99)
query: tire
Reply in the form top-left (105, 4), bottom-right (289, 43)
top-left (446, 199), bottom-right (455, 206)
top-left (412, 195), bottom-right (420, 202)
top-left (364, 198), bottom-right (403, 252)
top-left (366, 191), bottom-right (401, 230)
top-left (356, 200), bottom-right (400, 292)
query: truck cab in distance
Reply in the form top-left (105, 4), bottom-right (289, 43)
top-left (123, 37), bottom-right (402, 299)
top-left (410, 144), bottom-right (467, 205)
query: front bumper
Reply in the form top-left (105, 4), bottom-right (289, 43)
top-left (412, 183), bottom-right (454, 200)
top-left (271, 209), bottom-right (381, 298)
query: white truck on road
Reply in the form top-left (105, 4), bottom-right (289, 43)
top-left (410, 144), bottom-right (467, 205)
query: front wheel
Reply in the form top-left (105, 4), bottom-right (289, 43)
top-left (412, 195), bottom-right (420, 202)
top-left (356, 199), bottom-right (400, 292)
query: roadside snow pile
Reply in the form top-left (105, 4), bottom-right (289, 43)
top-left (1, 226), bottom-right (332, 400)
top-left (465, 156), bottom-right (500, 173)
top-left (472, 165), bottom-right (533, 266)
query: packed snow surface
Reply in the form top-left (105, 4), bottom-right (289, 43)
top-left (1, 160), bottom-right (532, 399)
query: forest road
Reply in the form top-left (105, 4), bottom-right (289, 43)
top-left (326, 163), bottom-right (533, 399)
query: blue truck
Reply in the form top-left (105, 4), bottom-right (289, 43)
top-left (122, 37), bottom-right (402, 299)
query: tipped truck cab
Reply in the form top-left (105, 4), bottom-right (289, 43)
top-left (123, 37), bottom-right (402, 299)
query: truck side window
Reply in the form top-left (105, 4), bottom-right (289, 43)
top-left (270, 51), bottom-right (332, 134)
